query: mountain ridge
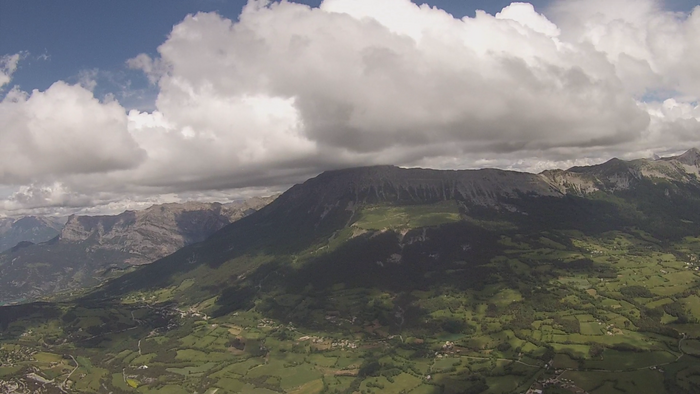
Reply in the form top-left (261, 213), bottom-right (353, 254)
top-left (542, 149), bottom-right (700, 194)
top-left (58, 198), bottom-right (275, 265)
top-left (0, 197), bottom-right (276, 304)
top-left (87, 148), bottom-right (700, 304)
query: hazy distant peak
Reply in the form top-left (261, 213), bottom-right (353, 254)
top-left (0, 215), bottom-right (65, 254)
top-left (0, 195), bottom-right (277, 303)
top-left (58, 197), bottom-right (277, 248)
top-left (540, 148), bottom-right (700, 195)
top-left (674, 147), bottom-right (700, 166)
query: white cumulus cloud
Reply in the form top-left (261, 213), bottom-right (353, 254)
top-left (0, 53), bottom-right (24, 90)
top-left (0, 82), bottom-right (146, 183)
top-left (2, 0), bottom-right (700, 215)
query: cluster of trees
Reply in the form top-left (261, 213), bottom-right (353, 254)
top-left (553, 316), bottom-right (581, 334)
top-left (619, 285), bottom-right (653, 298)
top-left (663, 301), bottom-right (693, 323)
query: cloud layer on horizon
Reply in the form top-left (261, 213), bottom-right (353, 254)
top-left (1, 0), bottom-right (700, 215)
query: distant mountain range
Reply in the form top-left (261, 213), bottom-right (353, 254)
top-left (0, 197), bottom-right (275, 304)
top-left (0, 216), bottom-right (66, 254)
top-left (544, 147), bottom-right (700, 194)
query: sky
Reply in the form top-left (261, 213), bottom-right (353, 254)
top-left (1, 0), bottom-right (700, 217)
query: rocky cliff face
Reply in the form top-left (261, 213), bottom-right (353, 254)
top-left (260, 165), bottom-right (564, 225)
top-left (541, 149), bottom-right (700, 194)
top-left (273, 149), bottom-right (700, 217)
top-left (0, 197), bottom-right (276, 303)
top-left (293, 165), bottom-right (562, 204)
top-left (232, 150), bottom-right (700, 245)
top-left (58, 200), bottom-right (272, 265)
